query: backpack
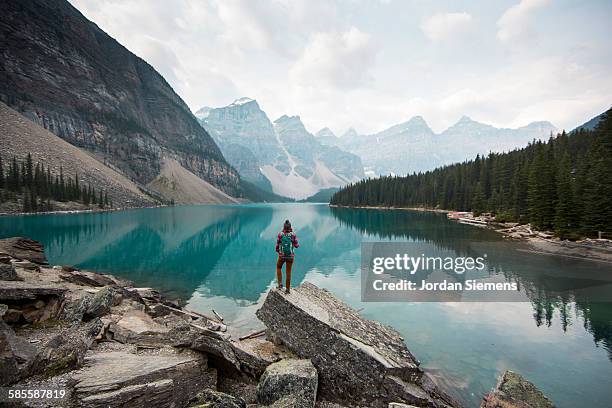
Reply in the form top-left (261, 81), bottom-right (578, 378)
top-left (280, 233), bottom-right (293, 256)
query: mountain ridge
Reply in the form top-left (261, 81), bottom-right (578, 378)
top-left (199, 98), bottom-right (364, 200)
top-left (327, 115), bottom-right (557, 176)
top-left (0, 0), bottom-right (241, 202)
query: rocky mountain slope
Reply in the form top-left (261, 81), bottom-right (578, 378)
top-left (329, 116), bottom-right (557, 177)
top-left (0, 101), bottom-right (156, 209)
top-left (0, 0), bottom-right (240, 200)
top-left (200, 98), bottom-right (364, 200)
top-left (148, 158), bottom-right (239, 205)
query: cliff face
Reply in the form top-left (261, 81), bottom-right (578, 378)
top-left (0, 0), bottom-right (240, 196)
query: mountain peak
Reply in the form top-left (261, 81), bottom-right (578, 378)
top-left (342, 128), bottom-right (359, 138)
top-left (274, 114), bottom-right (301, 124)
top-left (316, 127), bottom-right (337, 139)
top-left (194, 106), bottom-right (211, 120)
top-left (229, 97), bottom-right (255, 107)
top-left (408, 115), bottom-right (427, 125)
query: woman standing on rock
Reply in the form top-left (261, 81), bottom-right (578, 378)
top-left (275, 219), bottom-right (299, 294)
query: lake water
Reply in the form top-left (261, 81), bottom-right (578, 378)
top-left (1, 203), bottom-right (611, 407)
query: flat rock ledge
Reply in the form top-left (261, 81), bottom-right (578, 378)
top-left (256, 282), bottom-right (458, 407)
top-left (71, 350), bottom-right (216, 407)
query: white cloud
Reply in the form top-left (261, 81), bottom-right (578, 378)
top-left (421, 12), bottom-right (473, 43)
top-left (67, 0), bottom-right (612, 136)
top-left (289, 27), bottom-right (379, 90)
top-left (497, 0), bottom-right (551, 43)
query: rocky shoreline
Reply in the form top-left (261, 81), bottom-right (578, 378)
top-left (331, 204), bottom-right (612, 263)
top-left (1, 237), bottom-right (555, 407)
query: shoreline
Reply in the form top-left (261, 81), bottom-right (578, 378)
top-left (329, 203), bottom-right (450, 213)
top-left (0, 204), bottom-right (171, 218)
top-left (329, 204), bottom-right (612, 263)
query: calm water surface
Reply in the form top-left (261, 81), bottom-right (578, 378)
top-left (1, 204), bottom-right (611, 407)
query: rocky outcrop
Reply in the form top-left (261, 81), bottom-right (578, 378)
top-left (256, 359), bottom-right (318, 408)
top-left (0, 0), bottom-right (240, 198)
top-left (481, 371), bottom-right (555, 408)
top-left (256, 283), bottom-right (458, 407)
top-left (0, 237), bottom-right (48, 265)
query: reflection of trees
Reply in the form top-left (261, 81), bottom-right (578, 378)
top-left (331, 207), bottom-right (612, 361)
top-left (330, 207), bottom-right (496, 253)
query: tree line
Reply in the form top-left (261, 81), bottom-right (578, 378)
top-left (331, 109), bottom-right (612, 239)
top-left (0, 153), bottom-right (111, 212)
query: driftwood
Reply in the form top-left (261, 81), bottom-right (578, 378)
top-left (212, 309), bottom-right (224, 322)
top-left (161, 304), bottom-right (220, 323)
top-left (185, 308), bottom-right (221, 323)
top-left (239, 329), bottom-right (266, 341)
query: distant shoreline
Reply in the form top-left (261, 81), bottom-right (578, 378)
top-left (329, 204), bottom-right (612, 263)
top-left (0, 204), bottom-right (169, 218)
top-left (329, 204), bottom-right (450, 213)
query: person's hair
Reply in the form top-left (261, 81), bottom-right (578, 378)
top-left (283, 220), bottom-right (291, 231)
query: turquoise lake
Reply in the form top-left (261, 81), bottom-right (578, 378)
top-left (1, 203), bottom-right (611, 407)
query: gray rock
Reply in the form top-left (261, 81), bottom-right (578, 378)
top-left (231, 337), bottom-right (294, 378)
top-left (256, 283), bottom-right (458, 407)
top-left (62, 292), bottom-right (93, 325)
top-left (85, 287), bottom-right (115, 319)
top-left (71, 350), bottom-right (216, 408)
top-left (256, 359), bottom-right (318, 408)
top-left (0, 281), bottom-right (67, 301)
top-left (0, 255), bottom-right (20, 280)
top-left (189, 324), bottom-right (241, 370)
top-left (0, 320), bottom-right (37, 385)
top-left (0, 238), bottom-right (48, 265)
top-left (30, 318), bottom-right (103, 377)
top-left (110, 310), bottom-right (170, 345)
top-left (59, 269), bottom-right (116, 287)
top-left (389, 404), bottom-right (419, 408)
top-left (13, 260), bottom-right (41, 272)
top-left (0, 304), bottom-right (7, 318)
top-left (190, 388), bottom-right (246, 408)
top-left (481, 370), bottom-right (555, 408)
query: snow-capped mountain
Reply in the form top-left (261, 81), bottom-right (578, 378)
top-left (335, 116), bottom-right (557, 176)
top-left (198, 98), bottom-right (364, 200)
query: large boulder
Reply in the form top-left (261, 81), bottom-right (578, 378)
top-left (481, 371), bottom-right (555, 408)
top-left (70, 350), bottom-right (216, 408)
top-left (256, 359), bottom-right (318, 408)
top-left (256, 283), bottom-right (458, 407)
top-left (84, 287), bottom-right (116, 319)
top-left (0, 237), bottom-right (48, 265)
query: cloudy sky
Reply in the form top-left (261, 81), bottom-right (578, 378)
top-left (70, 0), bottom-right (611, 135)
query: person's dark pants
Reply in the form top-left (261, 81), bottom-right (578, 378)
top-left (276, 256), bottom-right (293, 290)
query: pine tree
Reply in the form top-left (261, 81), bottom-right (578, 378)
top-left (554, 153), bottom-right (575, 239)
